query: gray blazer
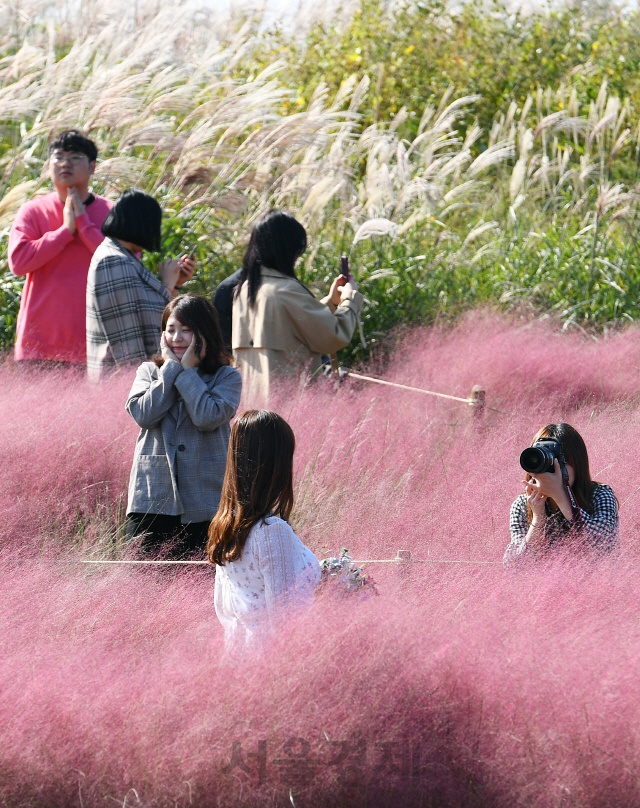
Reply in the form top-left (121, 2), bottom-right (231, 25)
top-left (126, 359), bottom-right (242, 523)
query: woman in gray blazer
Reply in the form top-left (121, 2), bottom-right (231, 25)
top-left (125, 294), bottom-right (242, 558)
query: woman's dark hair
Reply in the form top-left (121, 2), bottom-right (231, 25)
top-left (239, 210), bottom-right (307, 306)
top-left (49, 129), bottom-right (98, 162)
top-left (153, 294), bottom-right (231, 374)
top-left (207, 410), bottom-right (295, 566)
top-left (526, 423), bottom-right (598, 521)
top-left (101, 189), bottom-right (162, 252)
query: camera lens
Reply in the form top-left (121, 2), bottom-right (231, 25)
top-left (520, 447), bottom-right (546, 474)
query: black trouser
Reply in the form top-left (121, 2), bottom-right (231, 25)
top-left (126, 513), bottom-right (210, 560)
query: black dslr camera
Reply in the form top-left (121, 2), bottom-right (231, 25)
top-left (520, 438), bottom-right (566, 477)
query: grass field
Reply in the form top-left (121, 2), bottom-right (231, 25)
top-left (4, 0), bottom-right (640, 360)
top-left (3, 1), bottom-right (640, 803)
top-left (1, 314), bottom-right (640, 806)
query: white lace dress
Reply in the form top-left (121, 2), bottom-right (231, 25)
top-left (214, 516), bottom-right (321, 648)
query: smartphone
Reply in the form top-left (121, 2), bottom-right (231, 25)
top-left (341, 255), bottom-right (349, 283)
top-left (179, 246), bottom-right (197, 278)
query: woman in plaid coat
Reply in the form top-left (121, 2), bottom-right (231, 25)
top-left (125, 294), bottom-right (242, 558)
top-left (86, 189), bottom-right (195, 380)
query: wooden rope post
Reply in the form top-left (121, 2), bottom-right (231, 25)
top-left (395, 549), bottom-right (413, 584)
top-left (330, 353), bottom-right (340, 382)
top-left (469, 385), bottom-right (485, 421)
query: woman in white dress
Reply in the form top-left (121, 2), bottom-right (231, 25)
top-left (208, 409), bottom-right (320, 649)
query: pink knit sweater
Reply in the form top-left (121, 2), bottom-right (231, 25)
top-left (9, 191), bottom-right (112, 363)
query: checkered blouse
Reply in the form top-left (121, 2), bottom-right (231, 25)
top-left (504, 483), bottom-right (619, 565)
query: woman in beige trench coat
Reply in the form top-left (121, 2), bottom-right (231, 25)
top-left (232, 211), bottom-right (363, 405)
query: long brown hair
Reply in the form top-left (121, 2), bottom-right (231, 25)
top-left (238, 210), bottom-right (307, 306)
top-left (525, 423), bottom-right (597, 522)
top-left (207, 410), bottom-right (295, 566)
top-left (153, 294), bottom-right (231, 374)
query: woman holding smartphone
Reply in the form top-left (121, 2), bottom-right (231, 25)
top-left (125, 294), bottom-right (242, 558)
top-left (232, 210), bottom-right (363, 405)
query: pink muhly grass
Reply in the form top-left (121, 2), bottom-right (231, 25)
top-left (1, 561), bottom-right (640, 806)
top-left (0, 364), bottom-right (137, 551)
top-left (1, 314), bottom-right (640, 805)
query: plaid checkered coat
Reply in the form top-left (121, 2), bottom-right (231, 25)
top-left (504, 483), bottom-right (619, 566)
top-left (86, 237), bottom-right (171, 379)
top-left (126, 359), bottom-right (242, 523)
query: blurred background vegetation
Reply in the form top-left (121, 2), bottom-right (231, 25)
top-left (2, 0), bottom-right (640, 362)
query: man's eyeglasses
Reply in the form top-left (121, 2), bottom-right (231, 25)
top-left (50, 152), bottom-right (87, 165)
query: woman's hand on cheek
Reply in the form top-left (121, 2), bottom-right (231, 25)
top-left (181, 337), bottom-right (200, 370)
top-left (161, 333), bottom-right (179, 363)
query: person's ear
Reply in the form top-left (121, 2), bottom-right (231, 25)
top-left (88, 160), bottom-right (96, 176)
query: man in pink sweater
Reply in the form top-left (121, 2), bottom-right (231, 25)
top-left (8, 130), bottom-right (112, 366)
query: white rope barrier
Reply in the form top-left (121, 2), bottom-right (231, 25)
top-left (354, 559), bottom-right (501, 565)
top-left (346, 372), bottom-right (473, 404)
top-left (74, 555), bottom-right (501, 567)
top-left (346, 371), bottom-right (511, 415)
top-left (78, 559), bottom-right (210, 565)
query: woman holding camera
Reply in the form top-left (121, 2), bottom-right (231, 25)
top-left (504, 423), bottom-right (619, 565)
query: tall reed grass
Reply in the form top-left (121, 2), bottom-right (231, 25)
top-left (1, 315), bottom-right (640, 805)
top-left (2, 0), bottom-right (640, 358)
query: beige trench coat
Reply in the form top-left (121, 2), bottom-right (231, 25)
top-left (232, 266), bottom-right (363, 405)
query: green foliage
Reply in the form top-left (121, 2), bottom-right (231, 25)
top-left (304, 213), bottom-right (640, 365)
top-left (0, 233), bottom-right (22, 349)
top-left (286, 0), bottom-right (640, 138)
top-left (146, 201), bottom-right (242, 296)
top-left (4, 0), bottom-right (640, 366)
top-left (495, 213), bottom-right (640, 325)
